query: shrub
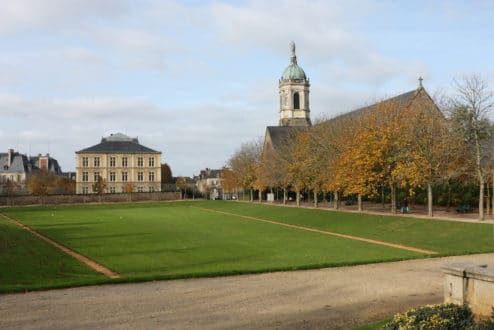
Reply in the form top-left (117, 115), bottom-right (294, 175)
top-left (383, 303), bottom-right (475, 329)
top-left (475, 310), bottom-right (494, 330)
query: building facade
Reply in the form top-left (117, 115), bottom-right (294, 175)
top-left (196, 168), bottom-right (222, 199)
top-left (0, 149), bottom-right (62, 194)
top-left (75, 133), bottom-right (162, 194)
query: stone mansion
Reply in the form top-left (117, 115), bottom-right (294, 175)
top-left (75, 133), bottom-right (162, 194)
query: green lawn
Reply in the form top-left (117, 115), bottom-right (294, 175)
top-left (0, 218), bottom-right (106, 292)
top-left (201, 202), bottom-right (494, 255)
top-left (1, 201), bottom-right (493, 292)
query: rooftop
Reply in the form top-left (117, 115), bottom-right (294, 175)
top-left (76, 133), bottom-right (161, 154)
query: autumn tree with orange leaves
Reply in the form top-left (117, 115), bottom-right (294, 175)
top-left (228, 138), bottom-right (263, 202)
top-left (339, 98), bottom-right (413, 213)
top-left (404, 90), bottom-right (453, 217)
top-left (256, 129), bottom-right (299, 204)
top-left (221, 166), bottom-right (239, 199)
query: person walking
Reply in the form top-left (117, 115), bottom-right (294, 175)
top-left (401, 198), bottom-right (409, 214)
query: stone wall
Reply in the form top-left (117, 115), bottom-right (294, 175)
top-left (443, 262), bottom-right (494, 319)
top-left (0, 191), bottom-right (181, 207)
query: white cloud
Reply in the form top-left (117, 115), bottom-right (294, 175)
top-left (1, 0), bottom-right (491, 176)
top-left (0, 0), bottom-right (129, 34)
top-left (62, 47), bottom-right (105, 64)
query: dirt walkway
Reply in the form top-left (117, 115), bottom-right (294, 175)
top-left (289, 200), bottom-right (494, 224)
top-left (1, 253), bottom-right (493, 330)
top-left (193, 206), bottom-right (438, 255)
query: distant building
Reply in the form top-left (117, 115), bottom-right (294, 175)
top-left (75, 133), bottom-right (162, 194)
top-left (0, 149), bottom-right (63, 194)
top-left (196, 168), bottom-right (222, 199)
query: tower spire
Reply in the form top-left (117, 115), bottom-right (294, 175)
top-left (279, 42), bottom-right (311, 127)
top-left (290, 41), bottom-right (297, 65)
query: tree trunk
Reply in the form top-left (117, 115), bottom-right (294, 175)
top-left (250, 189), bottom-right (253, 202)
top-left (357, 194), bottom-right (362, 212)
top-left (334, 191), bottom-right (339, 210)
top-left (296, 189), bottom-right (300, 207)
top-left (475, 132), bottom-right (485, 220)
top-left (283, 187), bottom-right (287, 206)
top-left (258, 189), bottom-right (262, 203)
top-left (314, 189), bottom-right (318, 208)
top-left (446, 182), bottom-right (452, 212)
top-left (479, 175), bottom-right (485, 220)
top-left (390, 184), bottom-right (396, 214)
top-left (492, 175), bottom-right (494, 215)
top-left (486, 182), bottom-right (490, 216)
top-left (381, 185), bottom-right (385, 208)
top-left (427, 182), bottom-right (433, 217)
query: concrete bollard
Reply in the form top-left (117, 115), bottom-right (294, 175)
top-left (442, 262), bottom-right (494, 319)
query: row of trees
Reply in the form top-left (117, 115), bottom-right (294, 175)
top-left (223, 75), bottom-right (494, 220)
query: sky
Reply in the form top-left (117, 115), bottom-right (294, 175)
top-left (1, 0), bottom-right (494, 176)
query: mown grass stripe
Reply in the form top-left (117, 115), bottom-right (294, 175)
top-left (192, 206), bottom-right (438, 255)
top-left (0, 212), bottom-right (120, 279)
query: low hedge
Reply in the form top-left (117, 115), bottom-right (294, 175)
top-left (383, 303), bottom-right (494, 330)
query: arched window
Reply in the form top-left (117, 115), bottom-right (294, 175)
top-left (293, 92), bottom-right (300, 109)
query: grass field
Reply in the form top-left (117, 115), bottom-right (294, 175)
top-left (1, 201), bottom-right (493, 292)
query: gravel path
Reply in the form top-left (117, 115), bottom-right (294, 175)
top-left (1, 253), bottom-right (493, 330)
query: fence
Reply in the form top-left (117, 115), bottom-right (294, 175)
top-left (0, 191), bottom-right (181, 207)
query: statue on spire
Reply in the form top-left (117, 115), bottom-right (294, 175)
top-left (290, 41), bottom-right (297, 64)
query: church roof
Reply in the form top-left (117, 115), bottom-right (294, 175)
top-left (265, 126), bottom-right (307, 151)
top-left (349, 89), bottom-right (417, 117)
top-left (329, 88), bottom-right (424, 125)
top-left (76, 133), bottom-right (160, 154)
top-left (265, 85), bottom-right (434, 152)
top-left (281, 64), bottom-right (307, 81)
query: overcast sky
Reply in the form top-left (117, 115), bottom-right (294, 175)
top-left (1, 0), bottom-right (493, 176)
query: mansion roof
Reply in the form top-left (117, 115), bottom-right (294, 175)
top-left (76, 133), bottom-right (160, 154)
top-left (0, 150), bottom-right (62, 175)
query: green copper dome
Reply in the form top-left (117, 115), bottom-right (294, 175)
top-left (281, 63), bottom-right (306, 80)
top-left (281, 41), bottom-right (307, 81)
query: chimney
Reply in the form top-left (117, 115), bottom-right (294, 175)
top-left (7, 149), bottom-right (14, 167)
top-left (39, 154), bottom-right (49, 171)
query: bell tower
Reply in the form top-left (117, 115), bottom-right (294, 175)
top-left (278, 42), bottom-right (311, 127)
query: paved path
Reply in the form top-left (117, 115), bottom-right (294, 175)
top-left (1, 253), bottom-right (493, 330)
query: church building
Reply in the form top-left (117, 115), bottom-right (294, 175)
top-left (262, 42), bottom-right (441, 195)
top-left (264, 42), bottom-right (311, 154)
